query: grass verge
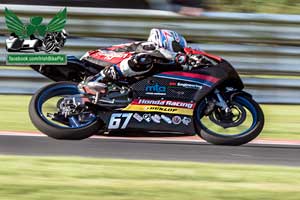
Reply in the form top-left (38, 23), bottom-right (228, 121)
top-left (0, 95), bottom-right (300, 139)
top-left (0, 156), bottom-right (299, 200)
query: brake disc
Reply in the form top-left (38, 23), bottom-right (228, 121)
top-left (209, 102), bottom-right (246, 128)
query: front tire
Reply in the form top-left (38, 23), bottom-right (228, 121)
top-left (29, 82), bottom-right (103, 140)
top-left (195, 94), bottom-right (264, 145)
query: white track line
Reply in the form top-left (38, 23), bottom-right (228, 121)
top-left (0, 131), bottom-right (299, 146)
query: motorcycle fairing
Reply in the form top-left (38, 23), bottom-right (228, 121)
top-left (129, 66), bottom-right (223, 105)
top-left (97, 111), bottom-right (196, 135)
top-left (30, 56), bottom-right (102, 82)
top-left (184, 47), bottom-right (222, 62)
top-left (130, 75), bottom-right (212, 102)
top-left (156, 71), bottom-right (220, 86)
top-left (123, 67), bottom-right (224, 118)
top-left (83, 50), bottom-right (133, 68)
top-left (181, 60), bottom-right (244, 102)
top-left (108, 70), bottom-right (217, 134)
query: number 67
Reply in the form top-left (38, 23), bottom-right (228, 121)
top-left (108, 113), bottom-right (133, 129)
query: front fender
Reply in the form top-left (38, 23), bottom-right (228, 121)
top-left (227, 90), bottom-right (253, 102)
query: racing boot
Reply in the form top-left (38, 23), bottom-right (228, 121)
top-left (79, 65), bottom-right (119, 95)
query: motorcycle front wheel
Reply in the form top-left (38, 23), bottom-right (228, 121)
top-left (29, 82), bottom-right (103, 140)
top-left (195, 93), bottom-right (264, 146)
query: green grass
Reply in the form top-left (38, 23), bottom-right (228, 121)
top-left (0, 95), bottom-right (300, 139)
top-left (0, 95), bottom-right (36, 131)
top-left (0, 156), bottom-right (299, 200)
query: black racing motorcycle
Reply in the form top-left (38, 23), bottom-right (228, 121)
top-left (29, 54), bottom-right (264, 146)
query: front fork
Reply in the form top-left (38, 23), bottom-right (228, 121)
top-left (214, 89), bottom-right (232, 113)
top-left (204, 89), bottom-right (232, 116)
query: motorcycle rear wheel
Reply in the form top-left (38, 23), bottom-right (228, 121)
top-left (29, 82), bottom-right (103, 140)
top-left (195, 93), bottom-right (264, 146)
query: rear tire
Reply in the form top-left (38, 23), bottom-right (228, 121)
top-left (29, 82), bottom-right (103, 140)
top-left (195, 94), bottom-right (264, 146)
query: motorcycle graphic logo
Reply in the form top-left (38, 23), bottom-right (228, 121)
top-left (4, 7), bottom-right (68, 65)
top-left (172, 116), bottom-right (182, 125)
top-left (145, 83), bottom-right (167, 95)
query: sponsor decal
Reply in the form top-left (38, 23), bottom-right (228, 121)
top-left (133, 99), bottom-right (195, 109)
top-left (161, 115), bottom-right (172, 124)
top-left (133, 113), bottom-right (143, 122)
top-left (172, 116), bottom-right (182, 125)
top-left (123, 105), bottom-right (194, 116)
top-left (182, 117), bottom-right (192, 126)
top-left (143, 114), bottom-right (151, 123)
top-left (154, 71), bottom-right (220, 88)
top-left (4, 7), bottom-right (68, 65)
top-left (98, 50), bottom-right (130, 60)
top-left (145, 83), bottom-right (167, 95)
top-left (128, 112), bottom-right (192, 126)
top-left (145, 106), bottom-right (178, 113)
top-left (177, 82), bottom-right (202, 90)
top-left (123, 99), bottom-right (195, 116)
top-left (151, 114), bottom-right (161, 123)
top-left (169, 81), bottom-right (202, 90)
top-left (168, 81), bottom-right (177, 86)
top-left (165, 100), bottom-right (194, 109)
top-left (137, 99), bottom-right (165, 106)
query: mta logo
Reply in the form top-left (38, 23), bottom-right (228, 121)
top-left (145, 83), bottom-right (166, 93)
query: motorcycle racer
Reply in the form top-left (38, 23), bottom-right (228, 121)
top-left (80, 28), bottom-right (221, 94)
top-left (29, 29), bottom-right (264, 145)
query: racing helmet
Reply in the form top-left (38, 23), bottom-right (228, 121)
top-left (147, 28), bottom-right (187, 52)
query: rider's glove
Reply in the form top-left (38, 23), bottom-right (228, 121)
top-left (188, 54), bottom-right (212, 68)
top-left (175, 53), bottom-right (194, 71)
top-left (175, 53), bottom-right (188, 65)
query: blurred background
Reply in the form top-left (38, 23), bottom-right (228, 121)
top-left (1, 1), bottom-right (300, 139)
top-left (3, 0), bottom-right (300, 14)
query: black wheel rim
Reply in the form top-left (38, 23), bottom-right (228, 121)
top-left (196, 96), bottom-right (259, 137)
top-left (36, 84), bottom-right (96, 129)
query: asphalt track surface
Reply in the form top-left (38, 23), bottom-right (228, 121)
top-left (0, 133), bottom-right (299, 166)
